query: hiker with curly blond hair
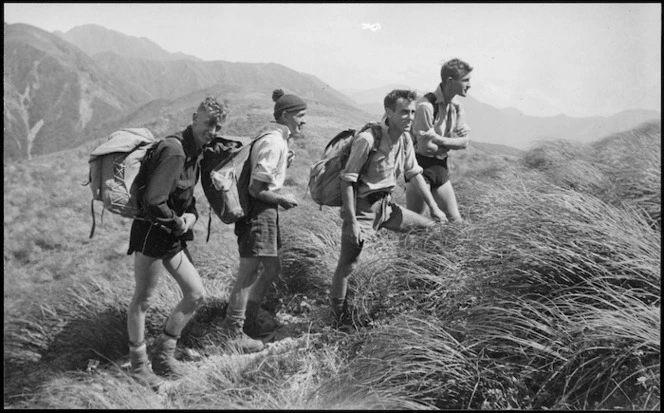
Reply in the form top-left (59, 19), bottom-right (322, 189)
top-left (126, 97), bottom-right (227, 389)
top-left (216, 89), bottom-right (306, 353)
top-left (406, 58), bottom-right (472, 223)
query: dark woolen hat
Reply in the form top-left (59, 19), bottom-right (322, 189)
top-left (272, 89), bottom-right (307, 119)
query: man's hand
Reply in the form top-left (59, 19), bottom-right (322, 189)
top-left (429, 206), bottom-right (447, 223)
top-left (174, 213), bottom-right (196, 236)
top-left (278, 193), bottom-right (299, 210)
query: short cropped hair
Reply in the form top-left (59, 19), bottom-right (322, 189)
top-left (197, 97), bottom-right (228, 124)
top-left (383, 89), bottom-right (418, 111)
top-left (440, 58), bottom-right (473, 85)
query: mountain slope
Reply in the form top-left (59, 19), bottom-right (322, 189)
top-left (90, 53), bottom-right (361, 111)
top-left (54, 24), bottom-right (201, 62)
top-left (3, 23), bottom-right (147, 160)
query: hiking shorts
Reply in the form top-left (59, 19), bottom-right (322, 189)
top-left (416, 154), bottom-right (450, 189)
top-left (127, 219), bottom-right (189, 258)
top-left (235, 199), bottom-right (281, 258)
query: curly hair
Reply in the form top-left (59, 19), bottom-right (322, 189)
top-left (197, 97), bottom-right (228, 124)
top-left (383, 89), bottom-right (418, 111)
top-left (440, 58), bottom-right (473, 85)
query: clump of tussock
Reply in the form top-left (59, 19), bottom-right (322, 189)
top-left (436, 179), bottom-right (660, 300)
top-left (518, 122), bottom-right (661, 229)
top-left (520, 139), bottom-right (612, 194)
top-left (279, 203), bottom-right (342, 295)
top-left (461, 285), bottom-right (660, 409)
top-left (590, 120), bottom-right (661, 229)
top-left (315, 314), bottom-right (485, 409)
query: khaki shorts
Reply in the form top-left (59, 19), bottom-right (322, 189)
top-left (235, 199), bottom-right (281, 258)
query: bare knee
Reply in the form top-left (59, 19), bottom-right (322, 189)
top-left (131, 291), bottom-right (155, 313)
top-left (184, 287), bottom-right (207, 309)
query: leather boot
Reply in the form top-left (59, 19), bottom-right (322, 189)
top-left (219, 317), bottom-right (265, 354)
top-left (151, 334), bottom-right (186, 379)
top-left (129, 343), bottom-right (163, 391)
top-left (243, 301), bottom-right (279, 338)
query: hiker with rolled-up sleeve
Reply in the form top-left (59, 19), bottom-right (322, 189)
top-left (330, 89), bottom-right (446, 326)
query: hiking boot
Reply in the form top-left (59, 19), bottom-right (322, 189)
top-left (218, 317), bottom-right (265, 354)
top-left (151, 336), bottom-right (186, 379)
top-left (129, 344), bottom-right (163, 391)
top-left (244, 312), bottom-right (280, 338)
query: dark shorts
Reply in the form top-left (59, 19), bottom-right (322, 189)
top-left (127, 219), bottom-right (188, 258)
top-left (234, 199), bottom-right (281, 258)
top-left (416, 154), bottom-right (450, 189)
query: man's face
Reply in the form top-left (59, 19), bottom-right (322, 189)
top-left (282, 109), bottom-right (307, 139)
top-left (385, 98), bottom-right (415, 133)
top-left (450, 72), bottom-right (472, 97)
top-left (192, 110), bottom-right (221, 147)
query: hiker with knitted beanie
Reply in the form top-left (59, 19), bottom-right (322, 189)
top-left (126, 97), bottom-right (228, 388)
top-left (217, 89), bottom-right (306, 353)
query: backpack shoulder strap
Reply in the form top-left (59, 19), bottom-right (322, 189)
top-left (357, 123), bottom-right (383, 178)
top-left (424, 92), bottom-right (438, 120)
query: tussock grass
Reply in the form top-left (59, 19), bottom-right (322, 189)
top-left (4, 121), bottom-right (660, 409)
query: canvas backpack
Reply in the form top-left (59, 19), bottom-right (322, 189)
top-left (200, 123), bottom-right (289, 241)
top-left (85, 128), bottom-right (177, 238)
top-left (308, 122), bottom-right (383, 207)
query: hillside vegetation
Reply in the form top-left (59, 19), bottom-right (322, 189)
top-left (4, 120), bottom-right (660, 409)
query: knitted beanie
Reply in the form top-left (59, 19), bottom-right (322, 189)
top-left (272, 89), bottom-right (307, 120)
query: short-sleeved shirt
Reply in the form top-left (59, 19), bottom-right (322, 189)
top-left (249, 123), bottom-right (290, 192)
top-left (340, 120), bottom-right (423, 199)
top-left (412, 84), bottom-right (470, 160)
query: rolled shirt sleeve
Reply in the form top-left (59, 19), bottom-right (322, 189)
top-left (402, 133), bottom-right (423, 181)
top-left (340, 132), bottom-right (373, 183)
top-left (412, 100), bottom-right (436, 142)
top-left (250, 132), bottom-right (288, 191)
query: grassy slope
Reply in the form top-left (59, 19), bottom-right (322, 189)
top-left (3, 120), bottom-right (660, 409)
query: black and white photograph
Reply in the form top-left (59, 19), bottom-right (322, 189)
top-left (4, 2), bottom-right (660, 409)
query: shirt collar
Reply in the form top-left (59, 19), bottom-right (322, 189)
top-left (434, 83), bottom-right (456, 106)
top-left (181, 125), bottom-right (199, 158)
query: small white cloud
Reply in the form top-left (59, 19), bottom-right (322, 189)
top-left (361, 23), bottom-right (381, 31)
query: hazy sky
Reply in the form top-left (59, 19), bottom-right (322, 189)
top-left (4, 3), bottom-right (661, 118)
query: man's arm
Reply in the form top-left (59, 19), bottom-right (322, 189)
top-left (340, 180), bottom-right (362, 246)
top-left (248, 180), bottom-right (298, 209)
top-left (420, 129), bottom-right (469, 151)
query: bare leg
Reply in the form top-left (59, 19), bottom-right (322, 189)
top-left (331, 239), bottom-right (362, 302)
top-left (248, 256), bottom-right (281, 304)
top-left (405, 181), bottom-right (428, 215)
top-left (434, 181), bottom-right (463, 222)
top-left (226, 257), bottom-right (262, 324)
top-left (128, 252), bottom-right (163, 345)
top-left (161, 248), bottom-right (207, 336)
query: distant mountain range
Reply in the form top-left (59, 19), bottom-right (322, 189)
top-left (3, 23), bottom-right (365, 160)
top-left (3, 22), bottom-right (660, 161)
top-left (344, 86), bottom-right (661, 149)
